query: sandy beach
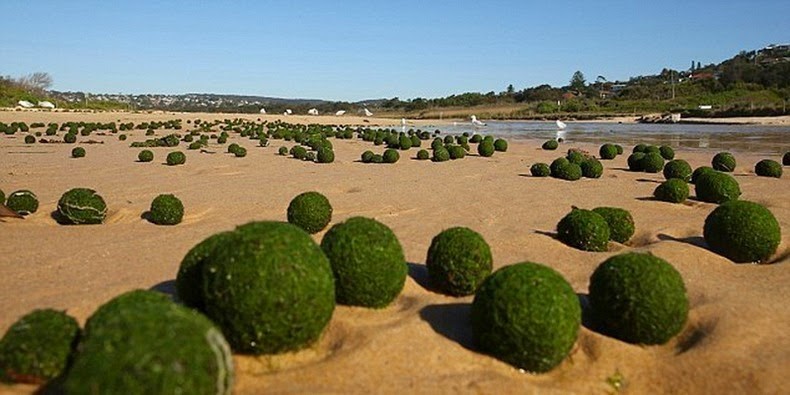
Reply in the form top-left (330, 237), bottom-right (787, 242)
top-left (1, 112), bottom-right (788, 394)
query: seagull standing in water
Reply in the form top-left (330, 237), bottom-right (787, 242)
top-left (556, 119), bottom-right (567, 129)
top-left (471, 115), bottom-right (486, 127)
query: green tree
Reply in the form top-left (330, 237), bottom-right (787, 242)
top-left (570, 71), bottom-right (586, 92)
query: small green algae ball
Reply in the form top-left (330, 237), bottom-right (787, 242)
top-left (383, 148), bottom-right (400, 163)
top-left (65, 290), bottom-right (234, 395)
top-left (287, 191), bottom-right (332, 234)
top-left (177, 231), bottom-right (234, 310)
top-left (566, 150), bottom-right (585, 165)
top-left (632, 144), bottom-right (648, 153)
top-left (416, 149), bottom-right (430, 160)
top-left (24, 135), bottom-right (35, 144)
top-left (695, 171), bottom-right (741, 204)
top-left (754, 159), bottom-right (782, 178)
top-left (432, 147), bottom-right (450, 162)
top-left (615, 144), bottom-right (624, 155)
top-left (149, 193), bottom-right (184, 225)
top-left (552, 162), bottom-right (582, 181)
top-left (654, 178), bottom-right (690, 203)
top-left (63, 133), bottom-right (76, 144)
top-left (471, 263), bottom-right (581, 373)
top-left (599, 143), bottom-right (617, 159)
top-left (6, 190), bottom-right (39, 215)
top-left (703, 200), bottom-right (781, 263)
top-left (233, 147), bottom-right (247, 157)
top-left (591, 207), bottom-right (635, 244)
top-left (166, 151), bottom-right (186, 166)
top-left (659, 145), bottom-right (675, 160)
top-left (530, 163), bottom-right (550, 177)
top-left (227, 143), bottom-right (240, 153)
top-left (640, 152), bottom-right (665, 173)
top-left (361, 150), bottom-right (375, 163)
top-left (317, 148), bottom-right (334, 163)
top-left (321, 217), bottom-right (407, 308)
top-left (371, 154), bottom-right (384, 163)
top-left (557, 208), bottom-right (610, 251)
top-left (448, 145), bottom-right (466, 160)
top-left (542, 140), bottom-right (558, 150)
top-left (663, 159), bottom-right (692, 181)
top-left (589, 253), bottom-right (688, 345)
top-left (138, 149), bottom-right (154, 162)
top-left (550, 157), bottom-right (570, 175)
top-left (278, 146), bottom-right (288, 156)
top-left (493, 138), bottom-right (508, 152)
top-left (398, 135), bottom-right (412, 150)
top-left (71, 147), bottom-right (86, 158)
top-left (580, 158), bottom-right (603, 178)
top-left (57, 188), bottom-right (107, 225)
top-left (627, 152), bottom-right (646, 171)
top-left (0, 189), bottom-right (4, 205)
top-left (426, 227), bottom-right (493, 296)
top-left (478, 141), bottom-right (495, 157)
top-left (0, 309), bottom-right (80, 384)
top-left (691, 166), bottom-right (715, 184)
top-left (712, 152), bottom-right (736, 172)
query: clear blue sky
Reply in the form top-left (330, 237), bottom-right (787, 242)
top-left (1, 1), bottom-right (787, 101)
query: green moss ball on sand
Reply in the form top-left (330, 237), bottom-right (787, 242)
top-left (63, 133), bottom-right (77, 144)
top-left (644, 145), bottom-right (661, 155)
top-left (550, 157), bottom-right (569, 175)
top-left (426, 227), bottom-right (492, 296)
top-left (552, 162), bottom-right (582, 181)
top-left (581, 158), bottom-right (603, 178)
top-left (166, 151), bottom-right (186, 166)
top-left (478, 141), bottom-right (495, 157)
top-left (321, 217), bottom-right (407, 308)
top-left (149, 194), bottom-right (184, 225)
top-left (663, 159), bottom-right (692, 181)
top-left (615, 144), bottom-right (624, 155)
top-left (448, 145), bottom-right (466, 160)
top-left (599, 144), bottom-right (618, 159)
top-left (471, 263), bottom-right (580, 373)
top-left (71, 147), bottom-right (86, 158)
top-left (24, 135), bottom-right (35, 144)
top-left (493, 138), bottom-right (508, 152)
top-left (557, 208), bottom-right (610, 251)
top-left (361, 150), bottom-right (375, 163)
top-left (317, 148), bottom-right (334, 163)
top-left (233, 147), bottom-right (247, 158)
top-left (416, 149), bottom-right (430, 160)
top-left (202, 221), bottom-right (335, 354)
top-left (566, 150), bottom-right (585, 165)
top-left (659, 145), bottom-right (675, 160)
top-left (691, 166), bottom-right (715, 184)
top-left (138, 149), bottom-right (154, 162)
top-left (695, 171), bottom-right (741, 204)
top-left (227, 143), bottom-right (240, 153)
top-left (640, 152), bottom-right (665, 173)
top-left (383, 148), bottom-right (400, 163)
top-left (703, 200), bottom-right (781, 263)
top-left (712, 152), bottom-right (736, 172)
top-left (754, 159), bottom-right (782, 178)
top-left (627, 152), bottom-right (646, 171)
top-left (591, 207), bottom-right (635, 244)
top-left (6, 190), bottom-right (39, 216)
top-left (57, 188), bottom-right (107, 225)
top-left (188, 141), bottom-right (202, 150)
top-left (287, 191), bottom-right (332, 234)
top-left (589, 253), bottom-right (688, 345)
top-left (278, 146), bottom-right (288, 156)
top-left (542, 140), bottom-right (558, 150)
top-left (65, 290), bottom-right (234, 394)
top-left (632, 144), bottom-right (648, 153)
top-left (371, 154), bottom-right (384, 163)
top-left (0, 309), bottom-right (80, 384)
top-left (432, 147), bottom-right (450, 162)
top-left (784, 152), bottom-right (790, 166)
top-left (398, 135), bottom-right (412, 150)
top-left (0, 189), bottom-right (4, 205)
top-left (654, 179), bottom-right (690, 203)
top-left (530, 163), bottom-right (550, 177)
top-left (177, 231), bottom-right (234, 310)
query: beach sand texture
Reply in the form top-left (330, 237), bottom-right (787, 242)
top-left (0, 112), bottom-right (788, 394)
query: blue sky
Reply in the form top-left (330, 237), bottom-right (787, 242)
top-left (1, 1), bottom-right (787, 101)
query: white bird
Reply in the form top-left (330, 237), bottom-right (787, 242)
top-left (308, 108), bottom-right (319, 116)
top-left (259, 108), bottom-right (266, 114)
top-left (17, 100), bottom-right (34, 108)
top-left (556, 119), bottom-right (567, 129)
top-left (38, 101), bottom-right (56, 109)
top-left (363, 108), bottom-right (373, 117)
top-left (335, 110), bottom-right (346, 116)
top-left (471, 115), bottom-right (486, 127)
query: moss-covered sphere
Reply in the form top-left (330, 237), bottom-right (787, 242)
top-left (599, 144), bottom-right (617, 160)
top-left (383, 148), bottom-right (400, 163)
top-left (542, 140), bottom-right (558, 150)
top-left (0, 309), bottom-right (80, 384)
top-left (317, 148), bottom-right (334, 163)
top-left (6, 190), bottom-right (39, 215)
top-left (557, 208), bottom-right (610, 251)
top-left (432, 147), bottom-right (450, 162)
top-left (416, 149), bottom-right (430, 160)
top-left (640, 152), bottom-right (665, 173)
top-left (202, 221), bottom-right (335, 354)
top-left (663, 159), bottom-right (692, 181)
top-left (471, 263), bottom-right (581, 373)
top-left (233, 147), bottom-right (247, 158)
top-left (691, 166), bottom-right (715, 184)
top-left (632, 144), bottom-right (648, 153)
top-left (478, 141), bottom-right (495, 157)
top-left (530, 163), bottom-right (550, 177)
top-left (63, 133), bottom-right (76, 144)
top-left (712, 152), bottom-right (736, 172)
top-left (361, 150), bottom-right (375, 163)
top-left (695, 171), bottom-right (741, 204)
top-left (589, 253), bottom-right (688, 345)
top-left (615, 144), bottom-right (624, 155)
top-left (167, 151), bottom-right (186, 166)
top-left (552, 162), bottom-right (582, 181)
top-left (654, 178), bottom-right (690, 203)
top-left (287, 191), bottom-right (332, 234)
top-left (71, 147), bottom-right (86, 158)
top-left (177, 232), bottom-right (234, 310)
top-left (65, 290), bottom-right (234, 395)
top-left (493, 138), bottom-right (508, 152)
top-left (57, 188), bottom-right (107, 225)
top-left (565, 150), bottom-right (585, 165)
top-left (321, 217), bottom-right (407, 308)
top-left (659, 145), bottom-right (675, 160)
top-left (138, 149), bottom-right (154, 162)
top-left (754, 159), bottom-right (782, 178)
top-left (703, 200), bottom-right (781, 263)
top-left (149, 194), bottom-right (184, 225)
top-left (426, 227), bottom-right (493, 296)
top-left (550, 157), bottom-right (569, 175)
top-left (581, 158), bottom-right (603, 178)
top-left (591, 207), bottom-right (635, 244)
top-left (448, 145), bottom-right (466, 160)
top-left (627, 152), bottom-right (646, 171)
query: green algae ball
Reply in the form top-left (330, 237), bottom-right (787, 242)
top-left (426, 227), bottom-right (493, 296)
top-left (177, 231), bottom-right (234, 310)
top-left (149, 193), bottom-right (184, 225)
top-left (227, 143), bottom-right (240, 153)
top-left (24, 135), bottom-right (36, 144)
top-left (566, 150), bottom-right (585, 165)
top-left (0, 189), bottom-right (4, 205)
top-left (493, 138), bottom-right (508, 152)
top-left (71, 147), bottom-right (85, 158)
top-left (589, 253), bottom-right (688, 345)
top-left (632, 144), bottom-right (648, 153)
top-left (550, 157), bottom-right (569, 175)
top-left (659, 145), bottom-right (675, 160)
top-left (65, 290), bottom-right (234, 395)
top-left (542, 140), bottom-right (558, 150)
top-left (287, 191), bottom-right (332, 234)
top-left (580, 158), bottom-right (603, 178)
top-left (784, 152), bottom-right (790, 166)
top-left (557, 208), bottom-right (610, 252)
top-left (712, 152), bottom-right (736, 172)
top-left (432, 147), bottom-right (450, 162)
top-left (371, 154), bottom-right (384, 163)
top-left (471, 263), bottom-right (581, 373)
top-left (0, 309), bottom-right (80, 384)
top-left (654, 178), bottom-right (689, 203)
top-left (530, 163), bottom-right (550, 177)
top-left (138, 149), bottom-right (154, 162)
top-left (695, 171), bottom-right (741, 204)
top-left (321, 217), bottom-right (407, 308)
top-left (599, 143), bottom-right (618, 160)
top-left (416, 149), bottom-right (430, 160)
top-left (317, 148), bottom-right (334, 163)
top-left (166, 151), bottom-right (186, 166)
top-left (552, 162), bottom-right (582, 181)
top-left (361, 150), bottom-right (375, 163)
top-left (63, 133), bottom-right (76, 144)
top-left (703, 200), bottom-right (781, 263)
top-left (615, 144), bottom-right (624, 155)
top-left (754, 159), bottom-right (782, 178)
top-left (478, 141), bottom-right (495, 157)
top-left (233, 147), bottom-right (247, 157)
top-left (627, 152), bottom-right (646, 171)
top-left (691, 166), bottom-right (715, 184)
top-left (640, 152), bottom-right (665, 173)
top-left (278, 146), bottom-right (288, 156)
top-left (383, 148), bottom-right (400, 163)
top-left (6, 190), bottom-right (39, 215)
top-left (398, 135), bottom-right (412, 150)
top-left (57, 188), bottom-right (107, 225)
top-left (663, 159), bottom-right (692, 181)
top-left (448, 145), bottom-right (466, 160)
top-left (591, 207), bottom-right (635, 244)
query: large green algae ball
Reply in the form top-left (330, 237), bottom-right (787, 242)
top-left (426, 227), bottom-right (493, 296)
top-left (138, 149), bottom-right (154, 162)
top-left (167, 151), bottom-right (186, 166)
top-left (581, 158), bottom-right (603, 178)
top-left (589, 253), bottom-right (688, 345)
top-left (177, 231), bottom-right (234, 310)
top-left (478, 141), bottom-right (495, 157)
top-left (565, 150), bottom-right (585, 165)
top-left (550, 157), bottom-right (569, 175)
top-left (0, 189), bottom-right (4, 205)
top-left (640, 152), bottom-right (665, 173)
top-left (627, 152), bottom-right (646, 171)
top-left (287, 191), bottom-right (332, 234)
top-left (317, 148), bottom-right (335, 163)
top-left (712, 152), bottom-right (736, 172)
top-left (591, 207), bottom-right (635, 244)
top-left (542, 140), bottom-right (558, 150)
top-left (557, 208), bottom-right (610, 252)
top-left (361, 150), bottom-right (375, 163)
top-left (493, 138), bottom-right (508, 152)
top-left (632, 144), bottom-right (648, 153)
top-left (695, 171), bottom-right (741, 204)
top-left (599, 144), bottom-right (618, 159)
top-left (471, 263), bottom-right (581, 373)
top-left (6, 190), bottom-right (39, 215)
top-left (448, 145), bottom-right (466, 160)
top-left (149, 193), bottom-right (184, 225)
top-left (65, 290), bottom-right (234, 395)
top-left (383, 148), bottom-right (400, 163)
top-left (553, 162), bottom-right (582, 181)
top-left (57, 188), bottom-right (108, 225)
top-left (0, 309), bottom-right (80, 384)
top-left (202, 221), bottom-right (335, 354)
top-left (530, 163), bottom-right (550, 177)
top-left (703, 200), bottom-right (781, 263)
top-left (416, 149), bottom-right (430, 160)
top-left (754, 159), bottom-right (782, 178)
top-left (691, 166), bottom-right (715, 184)
top-left (654, 178), bottom-right (690, 203)
top-left (71, 147), bottom-right (86, 158)
top-left (432, 147), bottom-right (450, 162)
top-left (321, 217), bottom-right (407, 308)
top-left (663, 159), bottom-right (692, 181)
top-left (659, 145), bottom-right (675, 160)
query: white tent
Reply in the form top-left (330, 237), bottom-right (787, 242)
top-left (259, 108), bottom-right (266, 114)
top-left (307, 108), bottom-right (319, 116)
top-left (335, 110), bottom-right (346, 116)
top-left (17, 100), bottom-right (34, 108)
top-left (38, 101), bottom-right (56, 109)
top-left (363, 108), bottom-right (373, 117)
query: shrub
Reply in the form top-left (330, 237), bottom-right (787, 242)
top-left (416, 149), bottom-right (430, 160)
top-left (640, 152), bottom-right (665, 173)
top-left (493, 138), bottom-right (508, 152)
top-left (478, 141), bottom-right (495, 157)
top-left (703, 200), bottom-right (781, 263)
top-left (695, 171), bottom-right (741, 203)
top-left (426, 227), bottom-right (492, 296)
top-left (754, 159), bottom-right (782, 178)
top-left (361, 150), bottom-right (375, 163)
top-left (432, 147), bottom-right (450, 162)
top-left (383, 148), bottom-right (400, 163)
top-left (0, 309), bottom-right (79, 384)
top-left (166, 151), bottom-right (186, 166)
top-left (580, 158), bottom-right (603, 178)
top-left (71, 147), bottom-right (86, 158)
top-left (24, 135), bottom-right (35, 144)
top-left (57, 188), bottom-right (107, 225)
top-left (552, 162), bottom-right (582, 181)
top-left (691, 166), bottom-right (715, 184)
top-left (148, 194), bottom-right (184, 225)
top-left (557, 208), bottom-right (610, 251)
top-left (659, 145), bottom-right (675, 160)
top-left (138, 150), bottom-right (154, 162)
top-left (654, 179), bottom-right (690, 203)
top-left (471, 263), bottom-right (580, 373)
top-left (627, 152), bottom-right (646, 171)
top-left (542, 140), bottom-right (558, 150)
top-left (278, 146), bottom-right (288, 155)
top-left (599, 144), bottom-right (617, 160)
top-left (233, 147), bottom-right (247, 158)
top-left (530, 163), bottom-right (550, 177)
top-left (663, 159), bottom-right (692, 181)
top-left (6, 190), bottom-right (38, 215)
top-left (591, 207), bottom-right (635, 244)
top-left (317, 148), bottom-right (334, 163)
top-left (712, 152), bottom-right (736, 172)
top-left (589, 253), bottom-right (688, 345)
top-left (448, 145), bottom-right (466, 160)
top-left (287, 191), bottom-right (332, 234)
